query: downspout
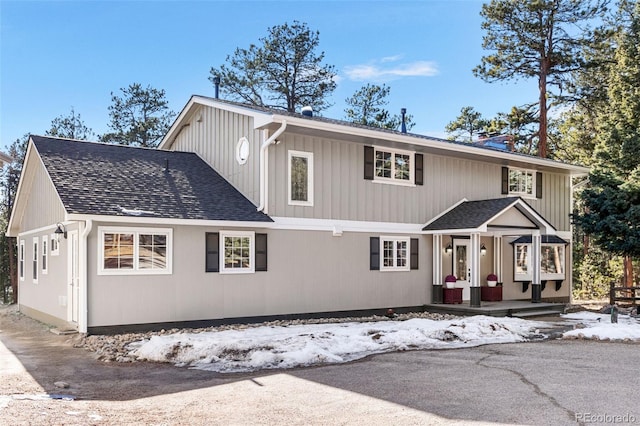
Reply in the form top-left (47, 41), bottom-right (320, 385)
top-left (80, 219), bottom-right (93, 333)
top-left (258, 120), bottom-right (287, 212)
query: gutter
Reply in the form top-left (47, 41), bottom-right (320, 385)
top-left (257, 120), bottom-right (287, 212)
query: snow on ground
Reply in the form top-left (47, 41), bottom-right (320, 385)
top-left (127, 316), bottom-right (549, 373)
top-left (562, 311), bottom-right (640, 341)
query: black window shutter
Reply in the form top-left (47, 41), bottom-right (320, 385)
top-left (410, 238), bottom-right (419, 270)
top-left (501, 167), bottom-right (509, 194)
top-left (536, 172), bottom-right (543, 199)
top-left (364, 146), bottom-right (374, 180)
top-left (255, 233), bottom-right (268, 271)
top-left (415, 153), bottom-right (424, 185)
top-left (370, 237), bottom-right (380, 270)
top-left (205, 232), bottom-right (219, 272)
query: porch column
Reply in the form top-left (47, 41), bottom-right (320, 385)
top-left (531, 232), bottom-right (542, 303)
top-left (493, 236), bottom-right (503, 283)
top-left (469, 233), bottom-right (481, 307)
top-left (432, 234), bottom-right (443, 303)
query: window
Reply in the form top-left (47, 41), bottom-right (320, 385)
top-left (98, 227), bottom-right (172, 275)
top-left (42, 237), bottom-right (48, 275)
top-left (206, 232), bottom-right (267, 273)
top-left (514, 244), bottom-right (529, 277)
top-left (375, 148), bottom-right (414, 184)
top-left (32, 238), bottom-right (38, 283)
top-left (541, 245), bottom-right (565, 275)
top-left (220, 231), bottom-right (255, 274)
top-left (50, 234), bottom-right (59, 256)
top-left (288, 150), bottom-right (313, 206)
top-left (19, 240), bottom-right (25, 281)
top-left (380, 236), bottom-right (410, 271)
top-left (509, 169), bottom-right (534, 196)
top-left (502, 167), bottom-right (542, 198)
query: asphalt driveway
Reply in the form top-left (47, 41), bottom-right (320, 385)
top-left (1, 306), bottom-right (638, 425)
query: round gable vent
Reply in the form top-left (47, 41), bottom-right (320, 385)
top-left (235, 137), bottom-right (250, 165)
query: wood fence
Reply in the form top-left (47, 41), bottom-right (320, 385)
top-left (609, 282), bottom-right (640, 305)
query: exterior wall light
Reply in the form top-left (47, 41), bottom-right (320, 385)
top-left (480, 244), bottom-right (487, 256)
top-left (444, 243), bottom-right (452, 254)
top-left (55, 223), bottom-right (67, 241)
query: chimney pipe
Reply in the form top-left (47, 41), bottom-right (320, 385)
top-left (213, 76), bottom-right (221, 99)
top-left (401, 108), bottom-right (407, 133)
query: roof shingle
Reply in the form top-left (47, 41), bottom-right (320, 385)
top-left (32, 135), bottom-right (272, 222)
top-left (422, 197), bottom-right (521, 231)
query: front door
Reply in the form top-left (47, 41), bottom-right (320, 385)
top-left (67, 231), bottom-right (79, 324)
top-left (453, 240), bottom-right (471, 300)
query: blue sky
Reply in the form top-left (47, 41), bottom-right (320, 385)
top-left (0, 0), bottom-right (538, 151)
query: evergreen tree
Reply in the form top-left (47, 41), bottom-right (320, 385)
top-left (46, 107), bottom-right (95, 140)
top-left (474, 0), bottom-right (608, 158)
top-left (101, 83), bottom-right (175, 148)
top-left (573, 1), bottom-right (640, 287)
top-left (445, 106), bottom-right (488, 142)
top-left (209, 21), bottom-right (337, 113)
top-left (344, 84), bottom-right (415, 131)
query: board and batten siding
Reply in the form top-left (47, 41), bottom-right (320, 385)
top-left (268, 132), bottom-right (572, 231)
top-left (169, 105), bottom-right (263, 205)
top-left (19, 150), bottom-right (67, 231)
top-left (86, 224), bottom-right (430, 327)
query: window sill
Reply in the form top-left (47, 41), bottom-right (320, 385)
top-left (372, 179), bottom-right (416, 188)
top-left (220, 269), bottom-right (256, 275)
top-left (98, 269), bottom-right (172, 276)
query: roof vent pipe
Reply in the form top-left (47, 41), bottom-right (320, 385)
top-left (401, 108), bottom-right (407, 134)
top-left (301, 106), bottom-right (313, 117)
top-left (213, 76), bottom-right (221, 99)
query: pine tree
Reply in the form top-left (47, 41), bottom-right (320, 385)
top-left (344, 84), bottom-right (415, 131)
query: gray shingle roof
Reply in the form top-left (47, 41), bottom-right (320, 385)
top-left (511, 235), bottom-right (568, 244)
top-left (422, 197), bottom-right (521, 231)
top-left (32, 135), bottom-right (272, 222)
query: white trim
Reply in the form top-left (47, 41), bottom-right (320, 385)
top-left (66, 214), bottom-right (274, 228)
top-left (271, 217), bottom-right (424, 234)
top-left (41, 236), bottom-right (48, 275)
top-left (32, 237), bottom-right (38, 284)
top-left (287, 150), bottom-right (314, 206)
top-left (380, 236), bottom-right (411, 271)
top-left (219, 230), bottom-right (255, 274)
top-left (97, 226), bottom-right (173, 276)
top-left (235, 137), bottom-right (250, 165)
top-left (373, 146), bottom-right (415, 185)
top-left (507, 168), bottom-right (537, 199)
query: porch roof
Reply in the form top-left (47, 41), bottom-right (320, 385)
top-left (422, 197), bottom-right (556, 234)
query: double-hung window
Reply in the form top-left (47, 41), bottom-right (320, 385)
top-left (380, 236), bottom-right (410, 271)
top-left (98, 227), bottom-right (172, 275)
top-left (32, 238), bottom-right (38, 283)
top-left (375, 148), bottom-right (414, 185)
top-left (19, 240), bottom-right (25, 281)
top-left (50, 235), bottom-right (59, 256)
top-left (220, 231), bottom-right (255, 274)
top-left (288, 150), bottom-right (314, 206)
top-left (42, 237), bottom-right (48, 275)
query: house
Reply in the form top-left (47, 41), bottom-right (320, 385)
top-left (6, 96), bottom-right (588, 333)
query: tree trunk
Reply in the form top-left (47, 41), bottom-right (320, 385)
top-left (538, 59), bottom-right (549, 158)
top-left (8, 237), bottom-right (17, 304)
top-left (623, 256), bottom-right (634, 287)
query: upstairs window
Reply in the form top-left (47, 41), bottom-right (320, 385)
top-left (288, 150), bottom-right (314, 206)
top-left (364, 146), bottom-right (422, 186)
top-left (375, 148), bottom-right (413, 184)
top-left (502, 167), bottom-right (542, 199)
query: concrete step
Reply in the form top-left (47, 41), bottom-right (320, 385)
top-left (512, 309), bottom-right (562, 318)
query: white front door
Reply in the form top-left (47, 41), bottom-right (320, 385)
top-left (453, 240), bottom-right (471, 300)
top-left (67, 231), bottom-right (79, 324)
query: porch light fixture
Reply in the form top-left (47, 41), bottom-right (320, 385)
top-left (444, 243), bottom-right (452, 254)
top-left (480, 244), bottom-right (487, 256)
top-left (55, 223), bottom-right (67, 241)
